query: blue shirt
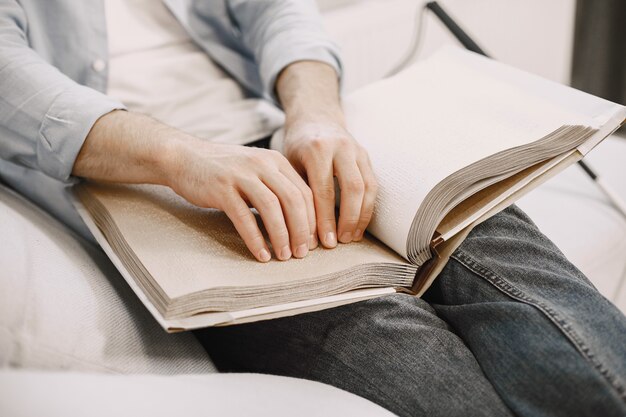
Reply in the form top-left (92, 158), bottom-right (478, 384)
top-left (0, 0), bottom-right (342, 236)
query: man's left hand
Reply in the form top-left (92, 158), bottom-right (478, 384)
top-left (283, 117), bottom-right (378, 248)
top-left (276, 60), bottom-right (378, 249)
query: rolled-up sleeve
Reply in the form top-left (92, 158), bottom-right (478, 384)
top-left (0, 0), bottom-right (125, 183)
top-left (226, 0), bottom-right (343, 102)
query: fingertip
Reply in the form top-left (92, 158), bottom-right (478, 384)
top-left (323, 231), bottom-right (337, 248)
top-left (309, 233), bottom-right (318, 250)
top-left (339, 231), bottom-right (353, 244)
top-left (294, 243), bottom-right (309, 259)
top-left (258, 248), bottom-right (271, 262)
top-left (277, 245), bottom-right (292, 261)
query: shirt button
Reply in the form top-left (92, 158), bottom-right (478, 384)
top-left (92, 59), bottom-right (106, 72)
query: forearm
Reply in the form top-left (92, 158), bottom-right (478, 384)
top-left (72, 109), bottom-right (316, 262)
top-left (76, 60), bottom-right (342, 184)
top-left (276, 60), bottom-right (344, 126)
top-left (72, 110), bottom-right (188, 186)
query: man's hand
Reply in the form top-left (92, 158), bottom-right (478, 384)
top-left (166, 140), bottom-right (316, 262)
top-left (276, 61), bottom-right (378, 247)
top-left (73, 110), bottom-right (316, 262)
top-left (73, 61), bottom-right (377, 262)
top-left (283, 118), bottom-right (377, 246)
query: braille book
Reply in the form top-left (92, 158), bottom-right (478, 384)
top-left (73, 47), bottom-right (625, 332)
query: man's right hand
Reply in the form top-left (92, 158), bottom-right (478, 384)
top-left (74, 110), bottom-right (316, 262)
top-left (165, 140), bottom-right (317, 262)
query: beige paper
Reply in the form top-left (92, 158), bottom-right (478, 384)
top-left (83, 183), bottom-right (412, 300)
top-left (342, 47), bottom-right (598, 258)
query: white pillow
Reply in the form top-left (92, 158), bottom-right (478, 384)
top-left (0, 371), bottom-right (395, 417)
top-left (0, 184), bottom-right (216, 374)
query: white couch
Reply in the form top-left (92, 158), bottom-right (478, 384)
top-left (0, 181), bottom-right (394, 416)
top-left (2, 0), bottom-right (625, 415)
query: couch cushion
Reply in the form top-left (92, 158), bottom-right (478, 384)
top-left (0, 370), bottom-right (395, 417)
top-left (0, 184), bottom-right (216, 374)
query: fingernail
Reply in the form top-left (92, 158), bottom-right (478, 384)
top-left (295, 243), bottom-right (308, 258)
top-left (324, 232), bottom-right (337, 247)
top-left (279, 245), bottom-right (292, 260)
top-left (339, 232), bottom-right (353, 243)
top-left (309, 234), bottom-right (318, 250)
top-left (354, 229), bottom-right (363, 241)
top-left (258, 248), bottom-right (271, 262)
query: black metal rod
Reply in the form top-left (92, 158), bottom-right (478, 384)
top-left (425, 2), bottom-right (489, 57)
top-left (577, 160), bottom-right (597, 180)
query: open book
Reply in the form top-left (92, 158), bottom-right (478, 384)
top-left (73, 47), bottom-right (625, 332)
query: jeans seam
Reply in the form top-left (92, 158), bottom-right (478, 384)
top-left (451, 249), bottom-right (626, 403)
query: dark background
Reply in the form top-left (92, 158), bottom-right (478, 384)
top-left (571, 0), bottom-right (626, 106)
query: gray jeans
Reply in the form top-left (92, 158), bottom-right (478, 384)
top-left (195, 205), bottom-right (626, 417)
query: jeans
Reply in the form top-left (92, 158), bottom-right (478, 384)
top-left (195, 205), bottom-right (626, 417)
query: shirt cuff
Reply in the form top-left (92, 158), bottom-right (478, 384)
top-left (37, 85), bottom-right (126, 182)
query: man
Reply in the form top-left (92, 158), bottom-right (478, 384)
top-left (1, 0), bottom-right (375, 262)
top-left (1, 1), bottom-right (625, 416)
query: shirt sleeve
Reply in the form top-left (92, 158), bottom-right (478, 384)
top-left (226, 0), bottom-right (343, 103)
top-left (0, 0), bottom-right (125, 183)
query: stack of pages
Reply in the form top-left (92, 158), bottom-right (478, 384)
top-left (74, 47), bottom-right (625, 331)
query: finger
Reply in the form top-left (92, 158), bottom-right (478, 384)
top-left (304, 155), bottom-right (337, 248)
top-left (334, 154), bottom-right (365, 243)
top-left (221, 191), bottom-right (272, 262)
top-left (354, 154), bottom-right (378, 241)
top-left (279, 164), bottom-right (318, 250)
top-left (262, 171), bottom-right (311, 259)
top-left (239, 178), bottom-right (292, 261)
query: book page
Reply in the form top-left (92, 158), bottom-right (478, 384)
top-left (84, 183), bottom-right (410, 300)
top-left (341, 47), bottom-right (595, 258)
top-left (455, 48), bottom-right (619, 127)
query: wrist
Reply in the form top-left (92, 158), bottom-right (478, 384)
top-left (157, 133), bottom-right (202, 189)
top-left (284, 104), bottom-right (346, 131)
top-left (277, 60), bottom-right (345, 128)
top-left (124, 114), bottom-right (198, 188)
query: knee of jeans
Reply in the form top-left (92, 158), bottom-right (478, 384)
top-left (474, 205), bottom-right (546, 243)
top-left (313, 294), bottom-right (445, 336)
top-left (453, 205), bottom-right (587, 279)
